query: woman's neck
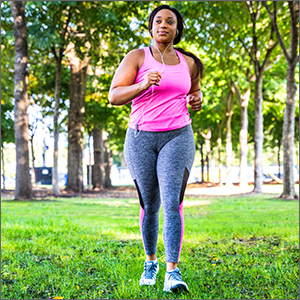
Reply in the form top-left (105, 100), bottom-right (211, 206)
top-left (153, 41), bottom-right (174, 55)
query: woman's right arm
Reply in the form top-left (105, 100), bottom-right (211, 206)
top-left (109, 49), bottom-right (162, 106)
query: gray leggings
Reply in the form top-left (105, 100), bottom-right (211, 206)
top-left (124, 124), bottom-right (195, 262)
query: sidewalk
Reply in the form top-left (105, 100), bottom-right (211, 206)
top-left (185, 182), bottom-right (299, 197)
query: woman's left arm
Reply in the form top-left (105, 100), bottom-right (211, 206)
top-left (186, 59), bottom-right (203, 112)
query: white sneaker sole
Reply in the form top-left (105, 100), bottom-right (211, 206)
top-left (139, 279), bottom-right (156, 286)
top-left (163, 282), bottom-right (189, 293)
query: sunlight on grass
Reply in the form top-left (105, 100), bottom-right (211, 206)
top-left (1, 194), bottom-right (299, 299)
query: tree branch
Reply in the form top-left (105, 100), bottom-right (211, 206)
top-left (231, 81), bottom-right (242, 106)
top-left (289, 1), bottom-right (299, 62)
top-left (51, 46), bottom-right (58, 62)
top-left (237, 36), bottom-right (255, 64)
top-left (262, 1), bottom-right (290, 62)
top-left (261, 39), bottom-right (279, 72)
top-left (265, 53), bottom-right (284, 72)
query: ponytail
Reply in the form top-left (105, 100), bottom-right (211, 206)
top-left (175, 47), bottom-right (204, 80)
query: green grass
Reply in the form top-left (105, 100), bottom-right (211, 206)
top-left (1, 194), bottom-right (299, 299)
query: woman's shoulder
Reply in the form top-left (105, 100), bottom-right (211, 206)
top-left (125, 48), bottom-right (146, 69)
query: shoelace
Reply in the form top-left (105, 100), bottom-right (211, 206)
top-left (144, 262), bottom-right (157, 279)
top-left (167, 268), bottom-right (182, 282)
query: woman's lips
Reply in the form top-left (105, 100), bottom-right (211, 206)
top-left (158, 31), bottom-right (168, 35)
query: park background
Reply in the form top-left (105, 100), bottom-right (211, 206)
top-left (1, 1), bottom-right (299, 299)
top-left (1, 0), bottom-right (299, 197)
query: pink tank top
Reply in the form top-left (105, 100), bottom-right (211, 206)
top-left (128, 47), bottom-right (192, 131)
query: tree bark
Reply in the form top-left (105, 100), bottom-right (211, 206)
top-left (30, 136), bottom-right (36, 188)
top-left (203, 128), bottom-right (211, 183)
top-left (103, 131), bottom-right (112, 188)
top-left (52, 53), bottom-right (62, 195)
top-left (253, 75), bottom-right (264, 192)
top-left (281, 63), bottom-right (298, 199)
top-left (210, 143), bottom-right (216, 183)
top-left (239, 105), bottom-right (248, 187)
top-left (88, 132), bottom-right (92, 190)
top-left (1, 147), bottom-right (5, 189)
top-left (93, 126), bottom-right (104, 190)
top-left (10, 1), bottom-right (34, 200)
top-left (226, 91), bottom-right (234, 186)
top-left (277, 139), bottom-right (281, 179)
top-left (65, 43), bottom-right (90, 193)
top-left (199, 139), bottom-right (205, 183)
top-left (217, 117), bottom-right (225, 185)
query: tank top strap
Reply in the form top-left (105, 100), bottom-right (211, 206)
top-left (143, 47), bottom-right (151, 62)
top-left (175, 49), bottom-right (191, 77)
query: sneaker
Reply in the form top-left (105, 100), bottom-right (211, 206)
top-left (163, 267), bottom-right (189, 293)
top-left (139, 260), bottom-right (159, 286)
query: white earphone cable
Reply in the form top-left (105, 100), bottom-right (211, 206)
top-left (135, 41), bottom-right (173, 138)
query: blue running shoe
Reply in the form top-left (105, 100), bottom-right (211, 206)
top-left (163, 267), bottom-right (189, 293)
top-left (139, 261), bottom-right (159, 286)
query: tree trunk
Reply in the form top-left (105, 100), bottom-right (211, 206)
top-left (253, 75), bottom-right (264, 193)
top-left (30, 137), bottom-right (36, 188)
top-left (232, 83), bottom-right (250, 188)
top-left (103, 131), bottom-right (112, 188)
top-left (217, 137), bottom-right (222, 185)
top-left (1, 146), bottom-right (5, 189)
top-left (226, 91), bottom-right (234, 186)
top-left (65, 43), bottom-right (89, 193)
top-left (93, 126), bottom-right (104, 190)
top-left (88, 133), bottom-right (92, 190)
top-left (210, 144), bottom-right (215, 183)
top-left (204, 128), bottom-right (211, 183)
top-left (52, 53), bottom-right (62, 195)
top-left (278, 139), bottom-right (281, 179)
top-left (199, 139), bottom-right (204, 183)
top-left (240, 105), bottom-right (248, 187)
top-left (217, 120), bottom-right (224, 186)
top-left (281, 63), bottom-right (298, 199)
top-left (10, 1), bottom-right (34, 200)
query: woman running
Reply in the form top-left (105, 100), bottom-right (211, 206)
top-left (109, 4), bottom-right (203, 293)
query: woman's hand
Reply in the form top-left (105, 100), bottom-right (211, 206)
top-left (187, 90), bottom-right (203, 111)
top-left (141, 71), bottom-right (162, 91)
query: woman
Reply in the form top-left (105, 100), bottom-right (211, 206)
top-left (109, 5), bottom-right (203, 293)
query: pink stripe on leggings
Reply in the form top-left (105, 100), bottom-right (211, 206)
top-left (139, 207), bottom-right (146, 253)
top-left (178, 202), bottom-right (184, 262)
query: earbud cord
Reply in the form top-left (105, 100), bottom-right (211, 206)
top-left (135, 41), bottom-right (173, 138)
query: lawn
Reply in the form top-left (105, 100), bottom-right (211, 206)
top-left (1, 193), bottom-right (299, 299)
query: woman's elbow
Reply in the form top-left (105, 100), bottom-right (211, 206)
top-left (108, 90), bottom-right (117, 105)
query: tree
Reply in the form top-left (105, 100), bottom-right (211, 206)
top-left (26, 1), bottom-right (75, 195)
top-left (65, 41), bottom-right (90, 193)
top-left (242, 1), bottom-right (280, 193)
top-left (262, 1), bottom-right (299, 199)
top-left (225, 90), bottom-right (235, 186)
top-left (9, 0), bottom-right (34, 199)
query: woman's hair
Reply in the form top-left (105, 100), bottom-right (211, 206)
top-left (148, 5), bottom-right (204, 79)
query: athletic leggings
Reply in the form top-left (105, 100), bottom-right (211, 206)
top-left (124, 124), bottom-right (195, 263)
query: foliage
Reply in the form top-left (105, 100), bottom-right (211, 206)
top-left (1, 0), bottom-right (298, 168)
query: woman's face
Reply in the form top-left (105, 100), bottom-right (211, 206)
top-left (152, 9), bottom-right (178, 43)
